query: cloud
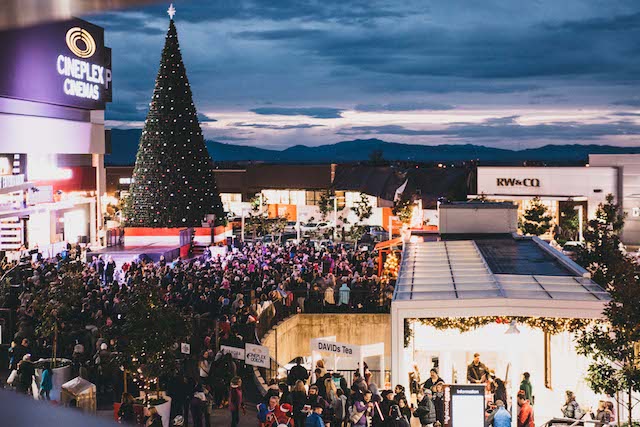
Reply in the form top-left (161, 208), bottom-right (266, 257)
top-left (611, 99), bottom-right (640, 107)
top-left (207, 135), bottom-right (253, 142)
top-left (354, 101), bottom-right (454, 112)
top-left (610, 112), bottom-right (640, 117)
top-left (250, 107), bottom-right (345, 119)
top-left (198, 113), bottom-right (218, 122)
top-left (232, 122), bottom-right (325, 130)
top-left (105, 102), bottom-right (148, 122)
top-left (337, 117), bottom-right (640, 141)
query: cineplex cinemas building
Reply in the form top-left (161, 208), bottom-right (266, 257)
top-left (0, 18), bottom-right (111, 254)
top-left (474, 154), bottom-right (640, 247)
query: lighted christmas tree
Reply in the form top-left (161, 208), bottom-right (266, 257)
top-left (520, 196), bottom-right (552, 236)
top-left (125, 5), bottom-right (224, 227)
top-left (384, 252), bottom-right (399, 278)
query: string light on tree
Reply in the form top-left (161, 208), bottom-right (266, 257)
top-left (384, 251), bottom-right (399, 278)
top-left (124, 5), bottom-right (224, 227)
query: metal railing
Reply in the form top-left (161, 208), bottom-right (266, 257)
top-left (541, 418), bottom-right (609, 427)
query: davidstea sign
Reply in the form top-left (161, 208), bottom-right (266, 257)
top-left (314, 339), bottom-right (359, 357)
top-left (0, 18), bottom-right (112, 110)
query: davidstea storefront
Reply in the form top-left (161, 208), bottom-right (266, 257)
top-left (0, 18), bottom-right (112, 251)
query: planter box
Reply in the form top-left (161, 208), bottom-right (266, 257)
top-left (35, 358), bottom-right (73, 401)
top-left (113, 394), bottom-right (172, 427)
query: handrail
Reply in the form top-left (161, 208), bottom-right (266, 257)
top-left (540, 417), bottom-right (605, 427)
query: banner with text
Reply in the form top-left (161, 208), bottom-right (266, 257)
top-left (312, 339), bottom-right (360, 358)
top-left (220, 345), bottom-right (245, 361)
top-left (245, 343), bottom-right (270, 368)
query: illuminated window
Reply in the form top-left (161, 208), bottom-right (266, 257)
top-left (261, 190), bottom-right (306, 205)
top-left (118, 177), bottom-right (133, 185)
top-left (220, 193), bottom-right (242, 203)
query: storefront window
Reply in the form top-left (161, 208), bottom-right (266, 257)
top-left (261, 189), bottom-right (306, 205)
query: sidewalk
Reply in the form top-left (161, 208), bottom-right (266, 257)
top-left (97, 400), bottom-right (259, 427)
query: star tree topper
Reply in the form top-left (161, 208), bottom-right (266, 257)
top-left (168, 3), bottom-right (176, 20)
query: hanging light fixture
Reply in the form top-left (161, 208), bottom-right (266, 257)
top-left (505, 320), bottom-right (520, 334)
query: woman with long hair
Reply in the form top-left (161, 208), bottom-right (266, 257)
top-left (290, 380), bottom-right (308, 427)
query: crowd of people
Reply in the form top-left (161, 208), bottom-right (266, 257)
top-left (257, 358), bottom-right (438, 427)
top-left (1, 240), bottom-right (391, 427)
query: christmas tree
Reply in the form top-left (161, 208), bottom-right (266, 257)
top-left (519, 196), bottom-right (552, 236)
top-left (125, 6), bottom-right (224, 227)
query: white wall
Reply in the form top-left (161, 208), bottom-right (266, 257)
top-left (405, 323), bottom-right (601, 425)
top-left (476, 166), bottom-right (618, 219)
top-left (439, 206), bottom-right (518, 234)
top-left (0, 112), bottom-right (105, 154)
top-left (589, 154), bottom-right (640, 246)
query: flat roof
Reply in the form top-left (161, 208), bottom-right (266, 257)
top-left (394, 237), bottom-right (609, 305)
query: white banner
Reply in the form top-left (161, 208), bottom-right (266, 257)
top-left (220, 345), bottom-right (245, 361)
top-left (245, 343), bottom-right (270, 368)
top-left (312, 339), bottom-right (359, 357)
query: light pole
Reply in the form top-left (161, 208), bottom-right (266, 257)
top-left (574, 205), bottom-right (584, 242)
top-left (333, 196), bottom-right (338, 240)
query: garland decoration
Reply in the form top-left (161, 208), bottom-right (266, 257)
top-left (404, 317), bottom-right (593, 347)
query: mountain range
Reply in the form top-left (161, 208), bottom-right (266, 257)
top-left (106, 128), bottom-right (640, 165)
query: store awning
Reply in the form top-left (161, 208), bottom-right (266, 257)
top-left (374, 237), bottom-right (403, 251)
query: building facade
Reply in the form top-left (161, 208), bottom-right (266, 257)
top-left (474, 156), bottom-right (640, 246)
top-left (0, 18), bottom-right (111, 253)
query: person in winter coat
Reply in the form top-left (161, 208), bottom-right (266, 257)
top-left (144, 407), bottom-right (163, 427)
top-left (517, 390), bottom-right (534, 427)
top-left (332, 388), bottom-right (348, 427)
top-left (493, 378), bottom-right (508, 410)
top-left (118, 393), bottom-right (137, 425)
top-left (289, 358), bottom-right (309, 386)
top-left (229, 377), bottom-right (246, 427)
top-left (397, 397), bottom-right (412, 422)
top-left (338, 282), bottom-right (350, 308)
top-left (432, 383), bottom-right (445, 425)
top-left (414, 389), bottom-right (436, 427)
top-left (485, 400), bottom-right (511, 427)
top-left (257, 395), bottom-right (293, 427)
top-left (519, 372), bottom-right (533, 403)
top-left (306, 403), bottom-right (325, 427)
top-left (561, 390), bottom-right (582, 420)
top-left (17, 354), bottom-right (37, 395)
top-left (389, 404), bottom-right (410, 427)
top-left (352, 391), bottom-right (374, 427)
top-left (39, 363), bottom-right (53, 400)
top-left (291, 381), bottom-right (309, 427)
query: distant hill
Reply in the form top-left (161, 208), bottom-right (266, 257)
top-left (106, 128), bottom-right (640, 165)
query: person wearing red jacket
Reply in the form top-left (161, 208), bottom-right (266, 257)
top-left (517, 390), bottom-right (535, 427)
top-left (257, 395), bottom-right (294, 427)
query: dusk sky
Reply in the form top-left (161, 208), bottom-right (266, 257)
top-left (89, 0), bottom-right (640, 150)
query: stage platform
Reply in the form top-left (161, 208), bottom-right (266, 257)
top-left (86, 243), bottom-right (182, 265)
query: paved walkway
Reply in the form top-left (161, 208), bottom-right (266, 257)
top-left (211, 403), bottom-right (258, 427)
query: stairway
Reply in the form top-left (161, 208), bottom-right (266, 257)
top-left (191, 244), bottom-right (208, 258)
top-left (0, 218), bottom-right (22, 251)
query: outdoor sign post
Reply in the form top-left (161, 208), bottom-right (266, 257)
top-left (245, 343), bottom-right (270, 369)
top-left (444, 385), bottom-right (485, 427)
top-left (220, 345), bottom-right (245, 361)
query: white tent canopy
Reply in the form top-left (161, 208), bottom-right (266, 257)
top-left (392, 238), bottom-right (609, 427)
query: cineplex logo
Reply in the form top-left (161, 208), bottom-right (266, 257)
top-left (496, 178), bottom-right (540, 187)
top-left (56, 27), bottom-right (111, 101)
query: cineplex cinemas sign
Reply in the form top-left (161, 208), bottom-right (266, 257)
top-left (496, 178), bottom-right (540, 187)
top-left (0, 18), bottom-right (112, 110)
